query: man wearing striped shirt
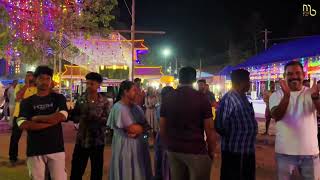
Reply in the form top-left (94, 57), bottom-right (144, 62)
top-left (215, 69), bottom-right (258, 180)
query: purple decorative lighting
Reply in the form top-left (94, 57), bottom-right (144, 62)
top-left (134, 67), bottom-right (162, 76)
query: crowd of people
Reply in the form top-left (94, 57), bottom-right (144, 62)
top-left (0, 61), bottom-right (319, 180)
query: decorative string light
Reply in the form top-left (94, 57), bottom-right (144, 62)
top-left (69, 33), bottom-right (148, 71)
top-left (1, 0), bottom-right (81, 42)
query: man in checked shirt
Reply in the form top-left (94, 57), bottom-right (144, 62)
top-left (215, 69), bottom-right (258, 180)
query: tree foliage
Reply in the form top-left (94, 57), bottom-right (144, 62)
top-left (0, 7), bottom-right (10, 58)
top-left (56, 0), bottom-right (118, 36)
top-left (0, 0), bottom-right (118, 65)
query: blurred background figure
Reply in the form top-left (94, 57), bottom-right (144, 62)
top-left (154, 86), bottom-right (174, 180)
top-left (134, 78), bottom-right (145, 109)
top-left (303, 79), bottom-right (310, 88)
top-left (9, 71), bottom-right (36, 166)
top-left (145, 86), bottom-right (158, 137)
top-left (197, 79), bottom-right (217, 107)
top-left (205, 84), bottom-right (217, 107)
top-left (1, 83), bottom-right (10, 121)
top-left (7, 80), bottom-right (19, 125)
top-left (0, 82), bottom-right (5, 109)
top-left (262, 81), bottom-right (275, 135)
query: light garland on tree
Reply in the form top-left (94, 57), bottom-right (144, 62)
top-left (0, 0), bottom-right (85, 42)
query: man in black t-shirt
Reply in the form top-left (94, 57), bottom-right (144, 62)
top-left (17, 66), bottom-right (68, 180)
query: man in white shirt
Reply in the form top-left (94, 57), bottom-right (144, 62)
top-left (270, 61), bottom-right (320, 179)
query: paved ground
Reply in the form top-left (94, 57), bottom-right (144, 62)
top-left (0, 119), bottom-right (281, 180)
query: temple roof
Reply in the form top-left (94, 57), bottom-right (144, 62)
top-left (61, 65), bottom-right (90, 78)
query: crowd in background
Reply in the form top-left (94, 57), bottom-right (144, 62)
top-left (0, 61), bottom-right (319, 180)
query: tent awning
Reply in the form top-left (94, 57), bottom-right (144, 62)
top-left (215, 65), bottom-right (234, 76)
top-left (237, 35), bottom-right (320, 68)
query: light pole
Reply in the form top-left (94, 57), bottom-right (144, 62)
top-left (131, 0), bottom-right (136, 81)
top-left (163, 48), bottom-right (171, 74)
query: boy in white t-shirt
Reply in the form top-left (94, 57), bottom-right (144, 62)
top-left (270, 61), bottom-right (320, 179)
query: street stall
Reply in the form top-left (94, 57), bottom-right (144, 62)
top-left (212, 65), bottom-right (234, 98)
top-left (60, 65), bottom-right (90, 98)
top-left (134, 66), bottom-right (164, 89)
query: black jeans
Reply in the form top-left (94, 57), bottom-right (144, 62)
top-left (70, 144), bottom-right (104, 180)
top-left (9, 117), bottom-right (23, 161)
top-left (220, 151), bottom-right (256, 180)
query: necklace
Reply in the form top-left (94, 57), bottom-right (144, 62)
top-left (88, 94), bottom-right (98, 103)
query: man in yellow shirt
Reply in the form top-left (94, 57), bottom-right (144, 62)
top-left (9, 71), bottom-right (37, 166)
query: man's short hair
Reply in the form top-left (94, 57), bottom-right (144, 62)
top-left (85, 72), bottom-right (103, 84)
top-left (284, 61), bottom-right (304, 72)
top-left (26, 71), bottom-right (34, 75)
top-left (134, 78), bottom-right (141, 83)
top-left (179, 67), bottom-right (196, 84)
top-left (34, 66), bottom-right (53, 78)
top-left (161, 86), bottom-right (174, 98)
top-left (197, 79), bottom-right (206, 84)
top-left (231, 69), bottom-right (250, 85)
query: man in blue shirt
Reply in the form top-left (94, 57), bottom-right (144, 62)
top-left (215, 69), bottom-right (258, 180)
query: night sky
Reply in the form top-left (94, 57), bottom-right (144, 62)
top-left (115, 0), bottom-right (320, 68)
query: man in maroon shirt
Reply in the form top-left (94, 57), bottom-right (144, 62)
top-left (133, 78), bottom-right (145, 109)
top-left (160, 67), bottom-right (217, 180)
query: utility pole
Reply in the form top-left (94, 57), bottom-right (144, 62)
top-left (175, 57), bottom-right (178, 75)
top-left (115, 0), bottom-right (166, 80)
top-left (130, 0), bottom-right (135, 81)
top-left (261, 28), bottom-right (271, 93)
top-left (59, 51), bottom-right (62, 93)
top-left (262, 28), bottom-right (272, 50)
top-left (254, 34), bottom-right (258, 55)
top-left (164, 56), bottom-right (167, 74)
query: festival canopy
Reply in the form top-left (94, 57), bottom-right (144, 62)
top-left (237, 35), bottom-right (320, 68)
top-left (215, 65), bottom-right (234, 76)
